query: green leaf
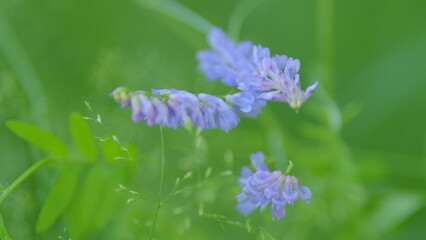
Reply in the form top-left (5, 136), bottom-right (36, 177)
top-left (99, 137), bottom-right (125, 162)
top-left (69, 114), bottom-right (97, 162)
top-left (93, 167), bottom-right (126, 228)
top-left (36, 165), bottom-right (81, 232)
top-left (6, 120), bottom-right (68, 158)
top-left (0, 212), bottom-right (12, 240)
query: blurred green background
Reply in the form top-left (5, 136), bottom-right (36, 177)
top-left (1, 0), bottom-right (425, 239)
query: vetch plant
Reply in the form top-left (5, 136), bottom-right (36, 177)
top-left (2, 0), bottom-right (403, 238)
top-left (109, 26), bottom-right (317, 239)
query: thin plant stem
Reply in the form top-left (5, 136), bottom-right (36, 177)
top-left (0, 212), bottom-right (12, 240)
top-left (316, 0), bottom-right (334, 97)
top-left (136, 0), bottom-right (213, 34)
top-left (315, 0), bottom-right (342, 133)
top-left (194, 128), bottom-right (202, 180)
top-left (285, 160), bottom-right (294, 175)
top-left (228, 0), bottom-right (267, 40)
top-left (0, 10), bottom-right (48, 128)
top-left (148, 126), bottom-right (166, 240)
top-left (0, 158), bottom-right (54, 205)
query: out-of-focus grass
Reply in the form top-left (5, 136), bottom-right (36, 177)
top-left (0, 0), bottom-right (425, 239)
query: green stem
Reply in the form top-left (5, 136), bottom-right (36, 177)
top-left (148, 126), bottom-right (166, 240)
top-left (316, 0), bottom-right (342, 132)
top-left (316, 0), bottom-right (334, 97)
top-left (0, 158), bottom-right (54, 205)
top-left (228, 0), bottom-right (267, 40)
top-left (136, 0), bottom-right (214, 34)
top-left (0, 10), bottom-right (48, 128)
top-left (285, 160), bottom-right (294, 175)
top-left (0, 212), bottom-right (12, 240)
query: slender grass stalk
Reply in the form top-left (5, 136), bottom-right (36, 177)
top-left (0, 10), bottom-right (48, 127)
top-left (316, 0), bottom-right (334, 97)
top-left (228, 0), bottom-right (267, 40)
top-left (0, 158), bottom-right (54, 205)
top-left (148, 126), bottom-right (166, 240)
top-left (315, 0), bottom-right (342, 132)
top-left (136, 0), bottom-right (214, 34)
top-left (194, 128), bottom-right (203, 179)
top-left (0, 212), bottom-right (12, 240)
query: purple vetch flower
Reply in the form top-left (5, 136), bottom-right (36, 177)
top-left (109, 87), bottom-right (132, 108)
top-left (197, 28), bottom-right (253, 87)
top-left (236, 152), bottom-right (312, 220)
top-left (110, 87), bottom-right (240, 132)
top-left (197, 27), bottom-right (318, 111)
top-left (257, 58), bottom-right (319, 110)
top-left (225, 92), bottom-right (267, 118)
top-left (225, 92), bottom-right (256, 113)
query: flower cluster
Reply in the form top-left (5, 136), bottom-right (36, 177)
top-left (197, 28), bottom-right (318, 111)
top-left (110, 87), bottom-right (239, 132)
top-left (237, 152), bottom-right (312, 220)
top-left (110, 27), bottom-right (318, 132)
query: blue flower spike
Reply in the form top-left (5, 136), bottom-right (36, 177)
top-left (198, 27), bottom-right (318, 111)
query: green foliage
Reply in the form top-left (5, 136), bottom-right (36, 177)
top-left (36, 164), bottom-right (81, 232)
top-left (3, 114), bottom-right (134, 238)
top-left (69, 114), bottom-right (97, 162)
top-left (92, 167), bottom-right (127, 228)
top-left (1, 0), bottom-right (425, 239)
top-left (368, 192), bottom-right (425, 235)
top-left (6, 121), bottom-right (68, 159)
top-left (69, 166), bottom-right (106, 238)
top-left (100, 139), bottom-right (122, 161)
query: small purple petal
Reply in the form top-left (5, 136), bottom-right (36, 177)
top-left (292, 176), bottom-right (312, 203)
top-left (298, 186), bottom-right (312, 204)
top-left (284, 58), bottom-right (300, 79)
top-left (131, 94), bottom-right (143, 122)
top-left (236, 201), bottom-right (258, 216)
top-left (250, 152), bottom-right (268, 171)
top-left (304, 81), bottom-right (319, 99)
top-left (283, 176), bottom-right (299, 204)
top-left (236, 193), bottom-right (249, 203)
top-left (273, 55), bottom-right (289, 70)
top-left (241, 166), bottom-right (253, 178)
top-left (226, 92), bottom-right (256, 113)
top-left (258, 91), bottom-right (286, 102)
top-left (271, 203), bottom-right (286, 220)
